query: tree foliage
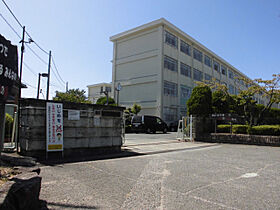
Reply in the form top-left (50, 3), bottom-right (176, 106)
top-left (187, 86), bottom-right (212, 116)
top-left (131, 103), bottom-right (142, 115)
top-left (196, 74), bottom-right (280, 126)
top-left (96, 96), bottom-right (116, 105)
top-left (53, 89), bottom-right (91, 104)
top-left (212, 90), bottom-right (231, 114)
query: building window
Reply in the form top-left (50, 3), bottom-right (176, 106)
top-left (180, 85), bottom-right (192, 105)
top-left (193, 48), bottom-right (202, 62)
top-left (213, 61), bottom-right (220, 72)
top-left (180, 40), bottom-right (191, 56)
top-left (163, 107), bottom-right (177, 122)
top-left (229, 84), bottom-right (235, 94)
top-left (204, 55), bottom-right (212, 67)
top-left (165, 31), bottom-right (178, 48)
top-left (228, 69), bottom-right (234, 79)
top-left (164, 56), bottom-right (178, 72)
top-left (221, 65), bottom-right (227, 76)
top-left (193, 68), bottom-right (203, 81)
top-left (204, 73), bottom-right (212, 81)
top-left (180, 62), bottom-right (191, 78)
top-left (164, 81), bottom-right (178, 97)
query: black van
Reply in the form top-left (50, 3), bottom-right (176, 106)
top-left (131, 115), bottom-right (168, 133)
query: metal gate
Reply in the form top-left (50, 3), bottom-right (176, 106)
top-left (176, 115), bottom-right (193, 141)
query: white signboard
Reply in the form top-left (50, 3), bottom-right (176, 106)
top-left (68, 110), bottom-right (80, 120)
top-left (46, 102), bottom-right (63, 152)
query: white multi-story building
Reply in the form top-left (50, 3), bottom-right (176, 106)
top-left (110, 18), bottom-right (269, 124)
top-left (87, 82), bottom-right (112, 104)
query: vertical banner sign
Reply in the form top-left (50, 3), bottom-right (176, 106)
top-left (0, 34), bottom-right (18, 102)
top-left (46, 102), bottom-right (63, 152)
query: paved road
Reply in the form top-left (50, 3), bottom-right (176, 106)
top-left (40, 133), bottom-right (280, 209)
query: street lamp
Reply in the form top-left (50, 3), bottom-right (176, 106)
top-left (115, 83), bottom-right (122, 106)
top-left (37, 73), bottom-right (49, 99)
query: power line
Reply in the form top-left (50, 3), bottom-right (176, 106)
top-left (1, 1), bottom-right (66, 97)
top-left (51, 56), bottom-right (65, 84)
top-left (0, 13), bottom-right (21, 39)
top-left (25, 45), bottom-right (49, 65)
top-left (26, 33), bottom-right (49, 55)
top-left (22, 79), bottom-right (37, 89)
top-left (0, 12), bottom-right (49, 66)
top-left (23, 62), bottom-right (37, 77)
top-left (1, 0), bottom-right (49, 55)
top-left (1, 0), bottom-right (23, 28)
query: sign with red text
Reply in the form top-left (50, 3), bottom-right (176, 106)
top-left (46, 102), bottom-right (63, 151)
top-left (0, 34), bottom-right (18, 102)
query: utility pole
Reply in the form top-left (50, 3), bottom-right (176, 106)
top-left (46, 51), bottom-right (51, 100)
top-left (18, 26), bottom-right (25, 101)
top-left (66, 82), bottom-right (68, 92)
top-left (37, 73), bottom-right (41, 99)
top-left (16, 26), bottom-right (25, 153)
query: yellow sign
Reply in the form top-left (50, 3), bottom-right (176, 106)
top-left (48, 144), bottom-right (63, 150)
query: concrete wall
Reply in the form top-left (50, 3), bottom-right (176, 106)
top-left (19, 99), bottom-right (125, 157)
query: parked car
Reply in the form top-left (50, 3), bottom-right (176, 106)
top-left (168, 121), bottom-right (179, 132)
top-left (131, 115), bottom-right (168, 133)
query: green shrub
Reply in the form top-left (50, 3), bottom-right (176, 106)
top-left (250, 125), bottom-right (280, 136)
top-left (217, 124), bottom-right (280, 136)
top-left (5, 113), bottom-right (14, 138)
top-left (187, 86), bottom-right (212, 116)
top-left (232, 125), bottom-right (248, 134)
top-left (217, 125), bottom-right (231, 133)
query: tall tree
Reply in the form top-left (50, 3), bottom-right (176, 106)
top-left (96, 96), bottom-right (116, 105)
top-left (131, 103), bottom-right (142, 115)
top-left (53, 88), bottom-right (91, 104)
top-left (187, 86), bottom-right (212, 116)
top-left (237, 74), bottom-right (280, 125)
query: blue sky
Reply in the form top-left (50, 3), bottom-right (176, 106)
top-left (1, 0), bottom-right (279, 99)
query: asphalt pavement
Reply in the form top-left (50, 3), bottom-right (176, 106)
top-left (39, 133), bottom-right (280, 209)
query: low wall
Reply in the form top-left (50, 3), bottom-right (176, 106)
top-left (196, 133), bottom-right (280, 146)
top-left (19, 99), bottom-right (125, 158)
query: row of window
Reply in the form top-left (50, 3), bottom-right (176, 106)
top-left (164, 81), bottom-right (192, 98)
top-left (164, 56), bottom-right (232, 83)
top-left (164, 30), bottom-right (240, 80)
top-left (163, 79), bottom-right (244, 99)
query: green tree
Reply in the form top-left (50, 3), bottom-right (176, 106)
top-left (212, 90), bottom-right (231, 114)
top-left (53, 89), bottom-right (91, 104)
top-left (187, 86), bottom-right (212, 116)
top-left (96, 96), bottom-right (116, 105)
top-left (5, 113), bottom-right (13, 138)
top-left (131, 103), bottom-right (141, 115)
top-left (236, 74), bottom-right (280, 125)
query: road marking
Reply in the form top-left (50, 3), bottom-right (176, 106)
top-left (241, 173), bottom-right (258, 178)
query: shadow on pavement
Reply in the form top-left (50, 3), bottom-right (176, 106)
top-left (37, 149), bottom-right (143, 166)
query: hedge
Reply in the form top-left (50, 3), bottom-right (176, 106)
top-left (232, 125), bottom-right (248, 134)
top-left (250, 125), bottom-right (280, 136)
top-left (217, 125), bottom-right (231, 133)
top-left (217, 124), bottom-right (280, 136)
